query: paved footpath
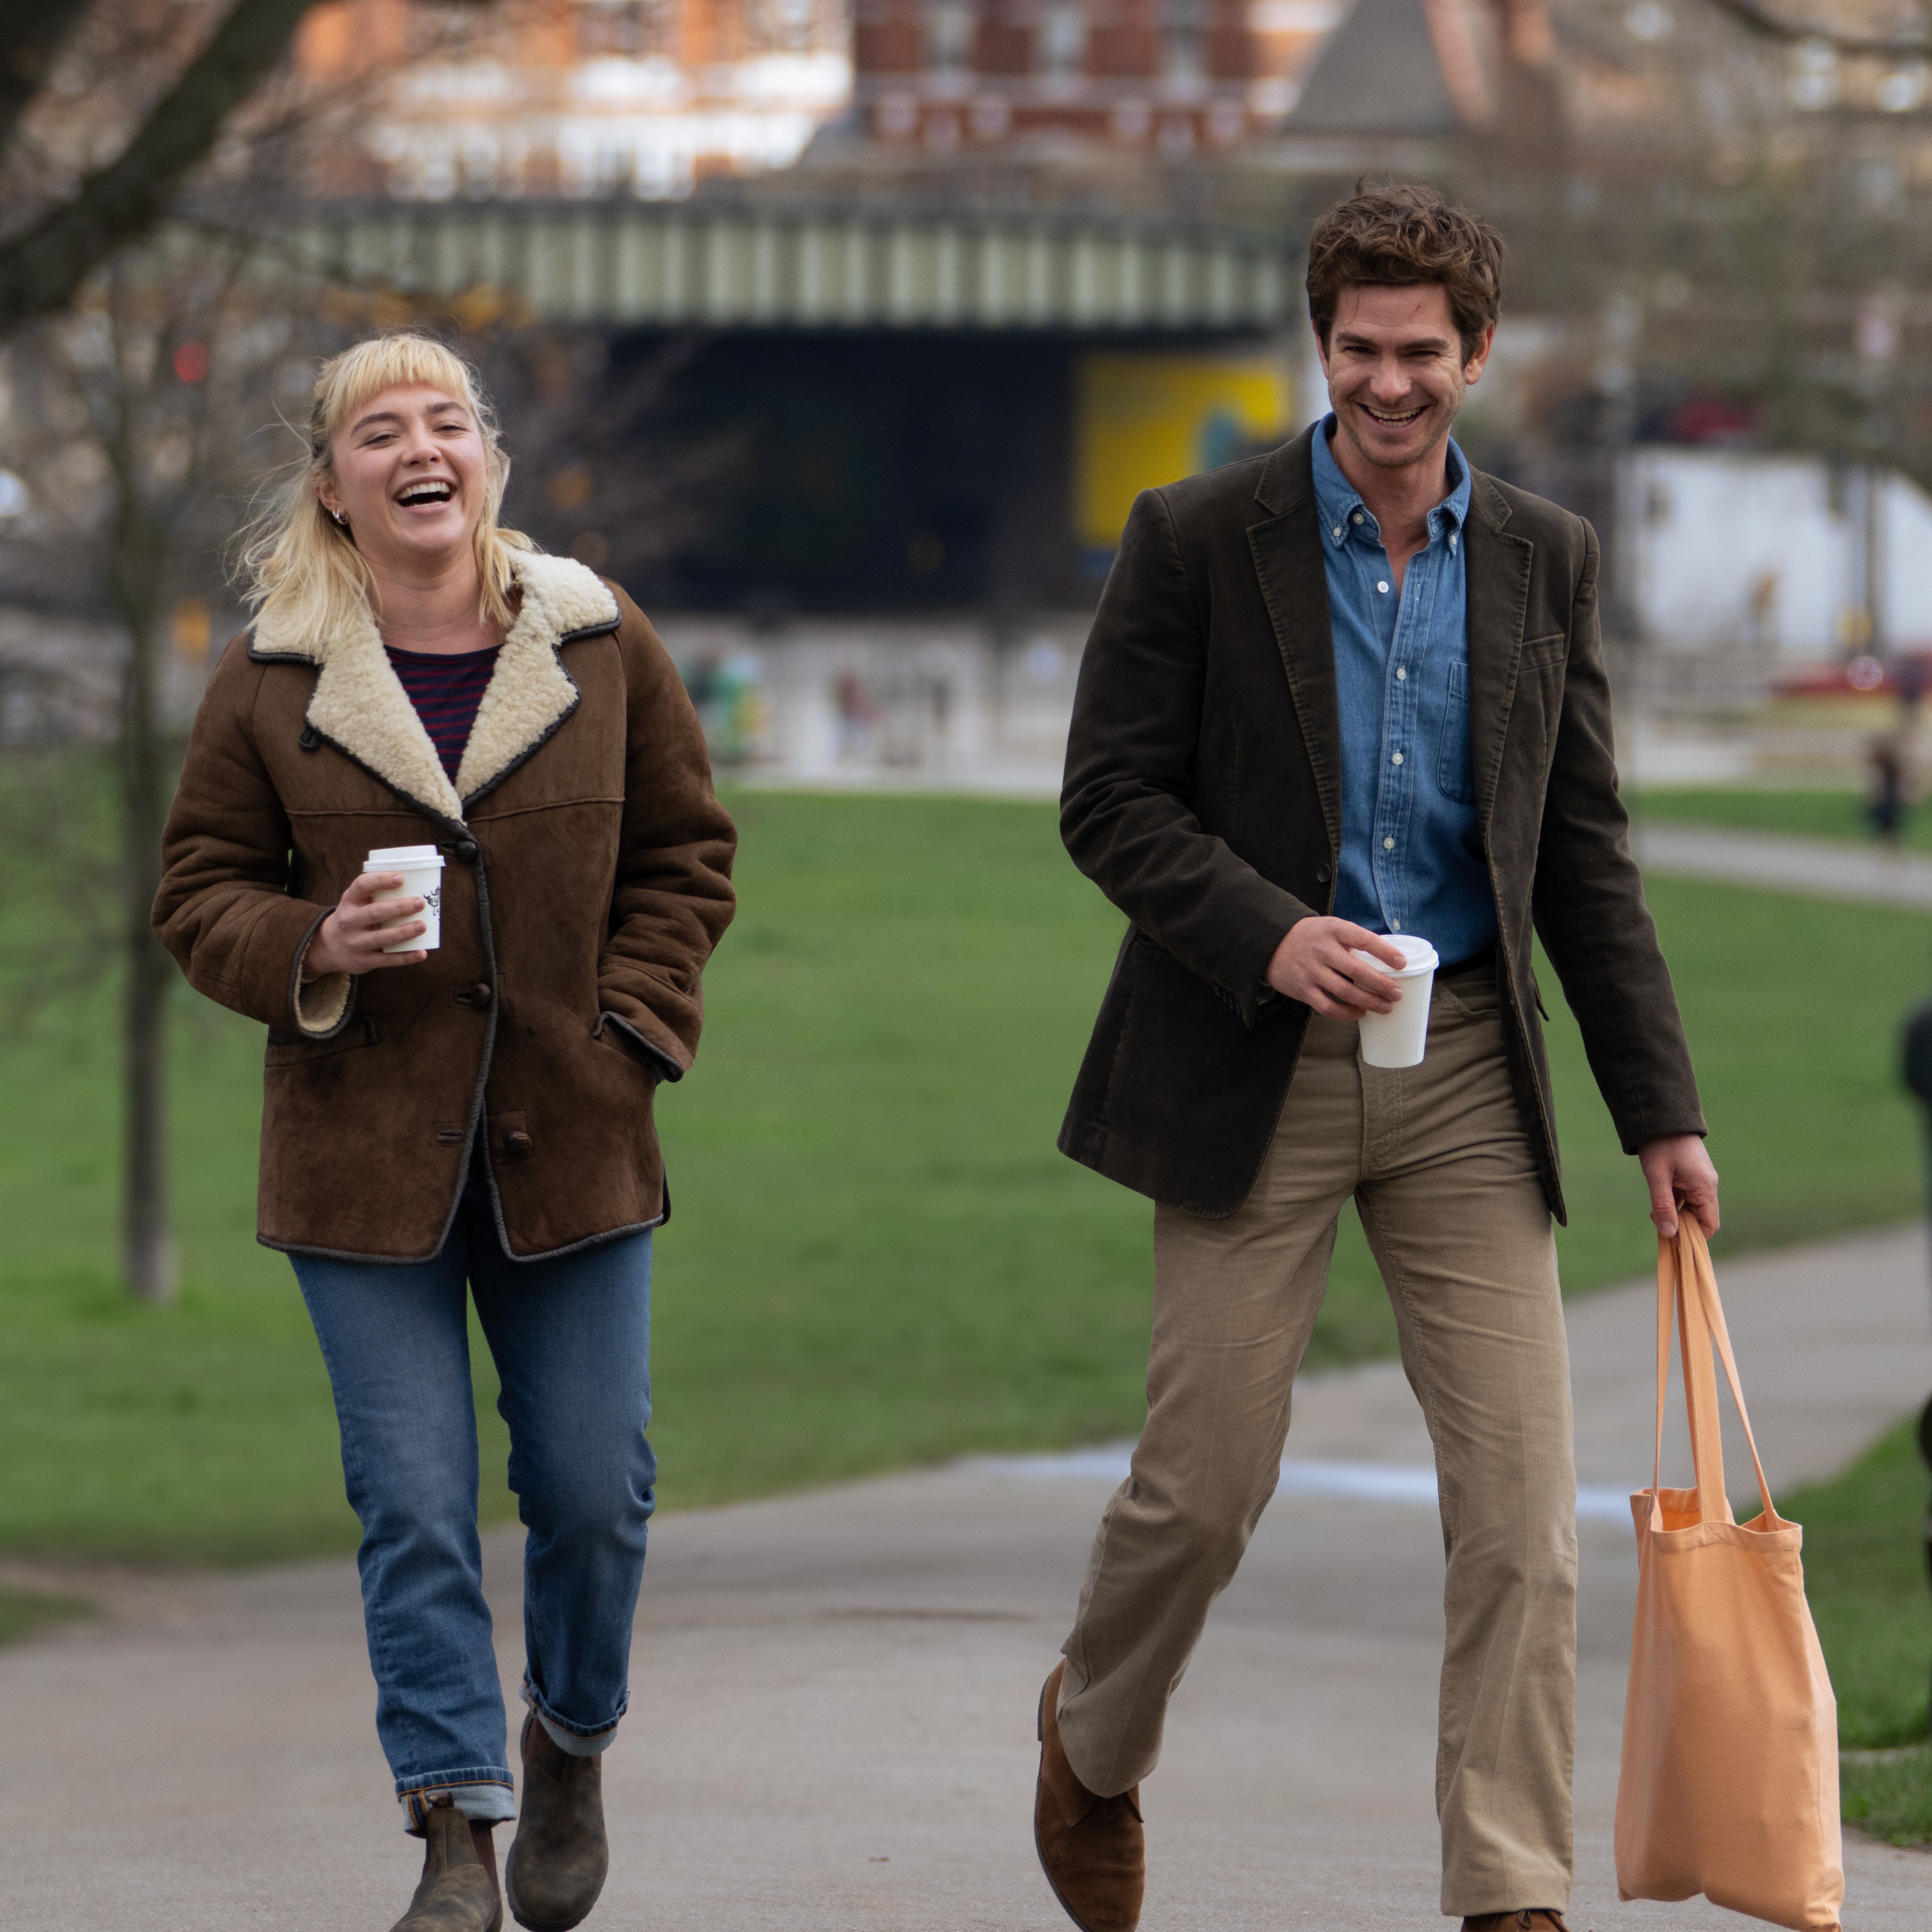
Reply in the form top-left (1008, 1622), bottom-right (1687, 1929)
top-left (1632, 821), bottom-right (1932, 911)
top-left (5, 1225), bottom-right (1932, 1930)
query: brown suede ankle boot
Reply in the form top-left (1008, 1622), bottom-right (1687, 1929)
top-left (1034, 1661), bottom-right (1144, 1932)
top-left (389, 1802), bottom-right (504, 1932)
top-left (505, 1712), bottom-right (610, 1931)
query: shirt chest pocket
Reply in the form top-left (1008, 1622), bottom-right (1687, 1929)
top-left (1436, 659), bottom-right (1477, 805)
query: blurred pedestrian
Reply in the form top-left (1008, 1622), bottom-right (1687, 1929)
top-left (1744, 567), bottom-right (1778, 658)
top-left (1040, 186), bottom-right (1717, 1932)
top-left (1894, 653), bottom-right (1926, 720)
top-left (153, 333), bottom-right (736, 1932)
top-left (1868, 732), bottom-right (1909, 851)
top-left (834, 666), bottom-right (877, 761)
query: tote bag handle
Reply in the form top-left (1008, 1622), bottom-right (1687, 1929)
top-left (1652, 1221), bottom-right (1785, 1532)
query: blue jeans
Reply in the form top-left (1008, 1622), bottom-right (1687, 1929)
top-left (292, 1154), bottom-right (654, 1829)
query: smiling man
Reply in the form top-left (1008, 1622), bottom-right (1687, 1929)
top-left (1032, 186), bottom-right (1719, 1932)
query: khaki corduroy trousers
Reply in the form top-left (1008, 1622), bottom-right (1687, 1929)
top-left (1055, 965), bottom-right (1578, 1917)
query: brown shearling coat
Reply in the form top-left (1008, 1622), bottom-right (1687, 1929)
top-left (154, 550), bottom-right (737, 1263)
top-left (1058, 425), bottom-right (1705, 1222)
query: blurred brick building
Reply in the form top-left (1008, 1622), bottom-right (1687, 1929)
top-left (296, 0), bottom-right (853, 200)
top-left (293, 0), bottom-right (1348, 199)
top-left (850, 0), bottom-right (1338, 158)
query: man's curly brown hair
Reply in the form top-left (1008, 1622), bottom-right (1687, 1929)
top-left (1305, 184), bottom-right (1505, 362)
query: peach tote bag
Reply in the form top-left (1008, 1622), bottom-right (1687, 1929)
top-left (1614, 1220), bottom-right (1843, 1931)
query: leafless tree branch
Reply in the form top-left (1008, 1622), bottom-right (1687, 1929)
top-left (0, 0), bottom-right (320, 335)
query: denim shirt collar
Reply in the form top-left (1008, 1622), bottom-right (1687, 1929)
top-left (1310, 415), bottom-right (1471, 551)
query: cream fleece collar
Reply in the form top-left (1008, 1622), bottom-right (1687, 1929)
top-left (251, 550), bottom-right (619, 824)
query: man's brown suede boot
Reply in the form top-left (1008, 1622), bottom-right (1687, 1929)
top-left (1034, 1661), bottom-right (1144, 1932)
top-left (1463, 1912), bottom-right (1571, 1931)
top-left (390, 1802), bottom-right (503, 1932)
top-left (505, 1712), bottom-right (610, 1931)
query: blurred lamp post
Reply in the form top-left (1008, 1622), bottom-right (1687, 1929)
top-left (1855, 290), bottom-right (1903, 664)
top-left (1920, 1396), bottom-right (1932, 1587)
top-left (1920, 1394), bottom-right (1932, 1728)
top-left (1595, 292), bottom-right (1643, 725)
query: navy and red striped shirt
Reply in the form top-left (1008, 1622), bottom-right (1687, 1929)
top-left (385, 644), bottom-right (502, 782)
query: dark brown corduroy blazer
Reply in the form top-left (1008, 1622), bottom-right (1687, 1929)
top-left (1058, 423), bottom-right (1704, 1222)
top-left (154, 551), bottom-right (736, 1263)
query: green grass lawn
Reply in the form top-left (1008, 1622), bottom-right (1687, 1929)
top-left (1843, 1748), bottom-right (1932, 1848)
top-left (1758, 1419), bottom-right (1932, 1845)
top-left (1635, 785), bottom-right (1932, 854)
top-left (1, 780), bottom-right (1929, 1565)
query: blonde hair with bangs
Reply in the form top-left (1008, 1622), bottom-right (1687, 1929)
top-left (240, 332), bottom-right (532, 650)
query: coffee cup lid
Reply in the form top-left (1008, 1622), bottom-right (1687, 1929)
top-left (367, 844), bottom-right (444, 868)
top-left (1350, 935), bottom-right (1439, 977)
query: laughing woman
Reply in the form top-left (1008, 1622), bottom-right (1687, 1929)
top-left (153, 333), bottom-right (736, 1932)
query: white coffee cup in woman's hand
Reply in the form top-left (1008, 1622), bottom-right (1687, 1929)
top-left (302, 873), bottom-right (429, 979)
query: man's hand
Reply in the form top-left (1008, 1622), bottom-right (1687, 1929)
top-left (1637, 1133), bottom-right (1719, 1239)
top-left (302, 873), bottom-right (428, 979)
top-left (1265, 918), bottom-right (1408, 1020)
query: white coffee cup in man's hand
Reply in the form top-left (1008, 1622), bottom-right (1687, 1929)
top-left (1350, 935), bottom-right (1440, 1067)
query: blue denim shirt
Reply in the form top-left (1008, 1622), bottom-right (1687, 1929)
top-left (1310, 418), bottom-right (1496, 966)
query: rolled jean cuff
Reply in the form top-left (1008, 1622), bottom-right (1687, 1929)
top-left (522, 1677), bottom-right (622, 1758)
top-left (400, 1777), bottom-right (516, 1835)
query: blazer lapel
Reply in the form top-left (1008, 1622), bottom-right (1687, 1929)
top-left (1464, 472), bottom-right (1534, 835)
top-left (1247, 425), bottom-right (1342, 857)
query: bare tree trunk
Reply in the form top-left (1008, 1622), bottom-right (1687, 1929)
top-left (120, 613), bottom-right (174, 1306)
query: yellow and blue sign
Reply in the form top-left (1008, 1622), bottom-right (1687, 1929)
top-left (1075, 351), bottom-right (1292, 562)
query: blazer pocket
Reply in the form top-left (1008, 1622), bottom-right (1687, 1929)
top-left (1436, 659), bottom-right (1477, 805)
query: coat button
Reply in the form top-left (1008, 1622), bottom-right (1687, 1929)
top-left (1315, 863), bottom-right (1332, 883)
top-left (470, 983), bottom-right (492, 1006)
top-left (454, 840), bottom-right (479, 864)
top-left (504, 1129), bottom-right (532, 1157)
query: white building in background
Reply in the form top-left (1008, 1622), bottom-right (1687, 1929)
top-left (1618, 446), bottom-right (1932, 661)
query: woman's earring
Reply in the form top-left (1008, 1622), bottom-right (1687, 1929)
top-left (328, 506), bottom-right (349, 529)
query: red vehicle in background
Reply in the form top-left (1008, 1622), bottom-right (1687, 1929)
top-left (1773, 654), bottom-right (1932, 700)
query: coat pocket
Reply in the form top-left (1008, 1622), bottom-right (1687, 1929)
top-left (593, 1011), bottom-right (678, 1082)
top-left (265, 1016), bottom-right (379, 1064)
top-left (1436, 658), bottom-right (1477, 805)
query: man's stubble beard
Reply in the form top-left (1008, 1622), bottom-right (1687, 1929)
top-left (1334, 407), bottom-right (1457, 473)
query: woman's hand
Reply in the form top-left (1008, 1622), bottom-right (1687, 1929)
top-left (302, 873), bottom-right (428, 979)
